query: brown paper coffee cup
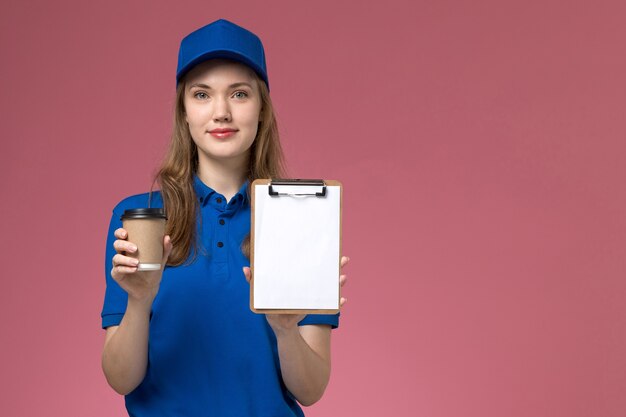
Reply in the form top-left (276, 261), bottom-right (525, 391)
top-left (121, 208), bottom-right (167, 271)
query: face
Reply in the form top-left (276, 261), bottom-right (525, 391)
top-left (183, 59), bottom-right (262, 168)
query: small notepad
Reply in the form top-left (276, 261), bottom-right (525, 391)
top-left (250, 179), bottom-right (342, 314)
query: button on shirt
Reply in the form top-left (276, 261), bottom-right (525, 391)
top-left (101, 175), bottom-right (339, 417)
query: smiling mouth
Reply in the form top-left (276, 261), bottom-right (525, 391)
top-left (209, 130), bottom-right (237, 139)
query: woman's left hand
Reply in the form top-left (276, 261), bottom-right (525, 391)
top-left (242, 256), bottom-right (350, 334)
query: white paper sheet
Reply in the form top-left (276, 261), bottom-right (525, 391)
top-left (253, 184), bottom-right (340, 309)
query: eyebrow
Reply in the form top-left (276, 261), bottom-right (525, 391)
top-left (188, 82), bottom-right (254, 90)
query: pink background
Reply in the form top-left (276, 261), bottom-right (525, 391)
top-left (1, 0), bottom-right (625, 416)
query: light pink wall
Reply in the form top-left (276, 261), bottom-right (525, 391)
top-left (1, 1), bottom-right (625, 416)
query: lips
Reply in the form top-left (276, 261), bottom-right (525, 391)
top-left (208, 128), bottom-right (238, 139)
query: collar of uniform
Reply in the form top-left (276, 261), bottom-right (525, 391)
top-left (193, 174), bottom-right (250, 210)
top-left (238, 180), bottom-right (250, 206)
top-left (226, 180), bottom-right (250, 212)
top-left (193, 174), bottom-right (216, 206)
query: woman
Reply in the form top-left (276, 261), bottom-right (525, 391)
top-left (101, 19), bottom-right (349, 416)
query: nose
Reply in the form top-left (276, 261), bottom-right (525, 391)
top-left (212, 96), bottom-right (232, 122)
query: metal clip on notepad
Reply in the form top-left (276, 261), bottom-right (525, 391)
top-left (268, 179), bottom-right (327, 197)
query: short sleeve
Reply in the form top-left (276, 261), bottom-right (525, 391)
top-left (101, 192), bottom-right (163, 329)
top-left (101, 206), bottom-right (129, 329)
top-left (298, 312), bottom-right (340, 329)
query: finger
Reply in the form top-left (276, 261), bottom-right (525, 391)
top-left (340, 297), bottom-right (347, 307)
top-left (112, 265), bottom-right (139, 276)
top-left (114, 228), bottom-right (128, 240)
top-left (340, 256), bottom-right (350, 268)
top-left (242, 266), bottom-right (251, 284)
top-left (339, 274), bottom-right (347, 287)
top-left (113, 239), bottom-right (137, 254)
top-left (112, 253), bottom-right (139, 268)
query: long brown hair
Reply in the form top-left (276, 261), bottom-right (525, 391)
top-left (152, 69), bottom-right (286, 266)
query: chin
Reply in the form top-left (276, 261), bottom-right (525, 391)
top-left (209, 152), bottom-right (247, 161)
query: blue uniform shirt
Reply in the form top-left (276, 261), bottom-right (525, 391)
top-left (101, 175), bottom-right (339, 416)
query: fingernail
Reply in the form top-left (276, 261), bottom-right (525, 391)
top-left (130, 245), bottom-right (137, 252)
top-left (132, 259), bottom-right (139, 266)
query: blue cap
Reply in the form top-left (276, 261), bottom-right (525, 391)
top-left (176, 19), bottom-right (269, 90)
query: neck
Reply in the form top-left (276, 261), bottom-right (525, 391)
top-left (196, 153), bottom-right (249, 202)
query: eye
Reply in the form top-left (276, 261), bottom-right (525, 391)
top-left (193, 91), bottom-right (209, 100)
top-left (233, 91), bottom-right (249, 99)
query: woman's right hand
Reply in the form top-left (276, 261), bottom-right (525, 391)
top-left (110, 228), bottom-right (173, 303)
